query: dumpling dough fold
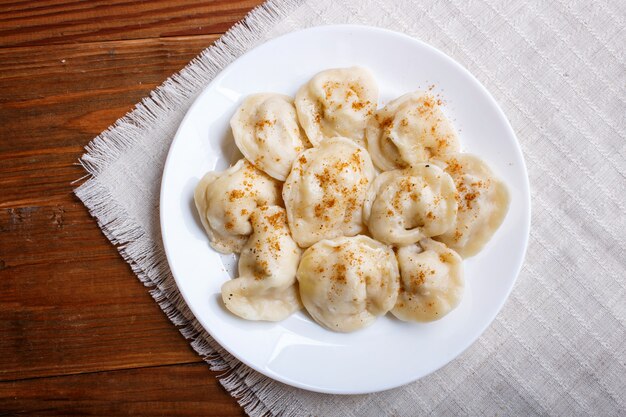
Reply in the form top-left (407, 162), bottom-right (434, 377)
top-left (283, 137), bottom-right (376, 248)
top-left (391, 239), bottom-right (465, 322)
top-left (363, 163), bottom-right (458, 246)
top-left (231, 93), bottom-right (309, 181)
top-left (392, 238), bottom-right (464, 322)
top-left (433, 154), bottom-right (509, 258)
top-left (297, 235), bottom-right (399, 332)
top-left (222, 206), bottom-right (302, 321)
top-left (366, 92), bottom-right (459, 171)
top-left (295, 67), bottom-right (378, 147)
top-left (194, 159), bottom-right (282, 253)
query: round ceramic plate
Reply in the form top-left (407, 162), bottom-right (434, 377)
top-left (160, 24), bottom-right (530, 394)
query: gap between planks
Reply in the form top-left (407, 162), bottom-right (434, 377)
top-left (0, 360), bottom-right (206, 384)
top-left (0, 33), bottom-right (222, 57)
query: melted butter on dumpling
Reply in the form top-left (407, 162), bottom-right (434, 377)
top-left (282, 137), bottom-right (376, 248)
top-left (231, 93), bottom-right (309, 181)
top-left (363, 163), bottom-right (457, 246)
top-left (222, 206), bottom-right (302, 321)
top-left (295, 67), bottom-right (378, 147)
top-left (433, 154), bottom-right (509, 258)
top-left (297, 235), bottom-right (399, 332)
top-left (392, 238), bottom-right (464, 322)
top-left (366, 92), bottom-right (459, 171)
top-left (194, 159), bottom-right (282, 254)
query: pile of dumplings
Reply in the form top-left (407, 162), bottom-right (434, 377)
top-left (194, 67), bottom-right (509, 332)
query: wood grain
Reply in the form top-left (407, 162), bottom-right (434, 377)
top-left (0, 363), bottom-right (245, 416)
top-left (0, 35), bottom-right (219, 155)
top-left (0, 202), bottom-right (203, 382)
top-left (0, 0), bottom-right (262, 47)
top-left (1, 0), bottom-right (264, 414)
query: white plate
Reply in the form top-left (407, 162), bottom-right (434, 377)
top-left (160, 24), bottom-right (530, 394)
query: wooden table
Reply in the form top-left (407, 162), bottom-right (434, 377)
top-left (0, 1), bottom-right (265, 415)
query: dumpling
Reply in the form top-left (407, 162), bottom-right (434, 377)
top-left (297, 235), bottom-right (399, 332)
top-left (295, 67), bottom-right (378, 147)
top-left (282, 137), bottom-right (376, 248)
top-left (231, 93), bottom-right (309, 181)
top-left (392, 238), bottom-right (464, 322)
top-left (222, 206), bottom-right (302, 321)
top-left (433, 154), bottom-right (509, 257)
top-left (363, 163), bottom-right (458, 246)
top-left (366, 92), bottom-right (459, 171)
top-left (194, 159), bottom-right (282, 254)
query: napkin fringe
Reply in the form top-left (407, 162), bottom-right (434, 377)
top-left (75, 0), bottom-right (309, 415)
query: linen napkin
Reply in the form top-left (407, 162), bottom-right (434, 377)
top-left (75, 0), bottom-right (626, 415)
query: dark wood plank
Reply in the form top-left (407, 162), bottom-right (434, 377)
top-left (0, 197), bottom-right (115, 268)
top-left (0, 35), bottom-right (220, 155)
top-left (0, 363), bottom-right (246, 416)
top-left (0, 199), bottom-right (209, 381)
top-left (0, 146), bottom-right (84, 209)
top-left (0, 0), bottom-right (264, 47)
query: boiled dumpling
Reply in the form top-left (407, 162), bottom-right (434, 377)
top-left (194, 159), bottom-right (282, 253)
top-left (366, 92), bottom-right (459, 171)
top-left (392, 238), bottom-right (464, 322)
top-left (433, 154), bottom-right (509, 257)
top-left (222, 206), bottom-right (302, 321)
top-left (363, 163), bottom-right (458, 246)
top-left (295, 67), bottom-right (378, 147)
top-left (282, 137), bottom-right (376, 248)
top-left (297, 235), bottom-right (399, 332)
top-left (231, 93), bottom-right (309, 181)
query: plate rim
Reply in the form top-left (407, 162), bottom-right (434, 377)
top-left (160, 23), bottom-right (531, 394)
